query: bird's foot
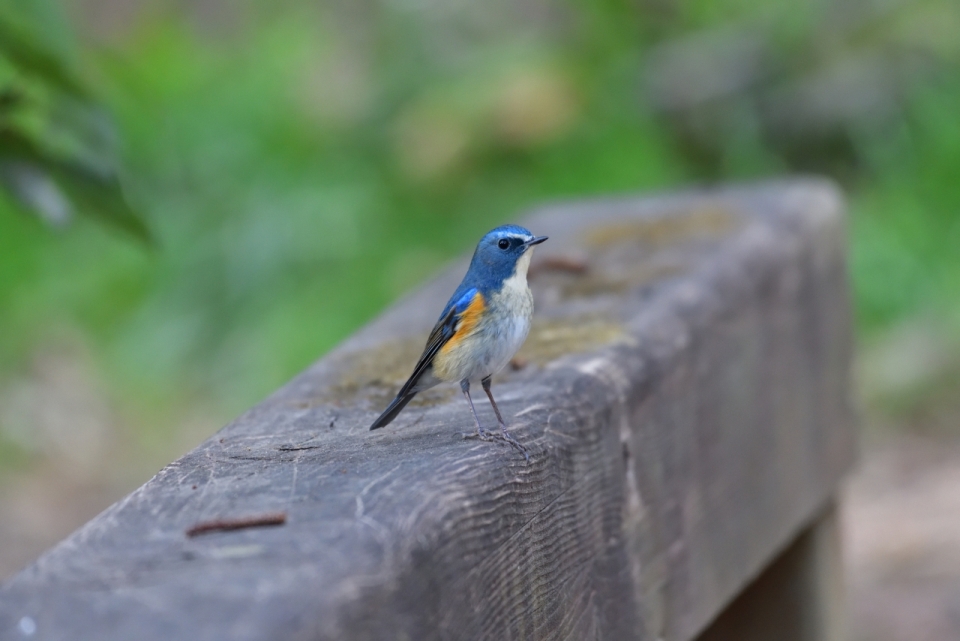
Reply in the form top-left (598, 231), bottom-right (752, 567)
top-left (462, 427), bottom-right (496, 441)
top-left (495, 427), bottom-right (529, 461)
top-left (462, 425), bottom-right (529, 461)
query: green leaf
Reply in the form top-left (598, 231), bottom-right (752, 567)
top-left (0, 2), bottom-right (152, 244)
top-left (0, 128), bottom-right (152, 244)
top-left (0, 9), bottom-right (86, 98)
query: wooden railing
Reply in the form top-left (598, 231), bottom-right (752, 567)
top-left (0, 179), bottom-right (856, 641)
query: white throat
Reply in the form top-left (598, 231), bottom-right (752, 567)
top-left (502, 247), bottom-right (535, 294)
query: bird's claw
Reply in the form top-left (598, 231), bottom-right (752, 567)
top-left (462, 429), bottom-right (496, 441)
top-left (463, 425), bottom-right (529, 461)
top-left (496, 429), bottom-right (530, 461)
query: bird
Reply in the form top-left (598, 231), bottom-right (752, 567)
top-left (370, 225), bottom-right (548, 459)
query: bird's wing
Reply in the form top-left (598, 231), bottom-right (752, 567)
top-left (396, 287), bottom-right (479, 396)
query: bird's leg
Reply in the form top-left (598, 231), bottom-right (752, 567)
top-left (461, 380), bottom-right (493, 441)
top-left (481, 376), bottom-right (529, 461)
top-left (481, 376), bottom-right (507, 427)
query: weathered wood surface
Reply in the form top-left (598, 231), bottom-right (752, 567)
top-left (697, 502), bottom-right (845, 641)
top-left (0, 179), bottom-right (856, 641)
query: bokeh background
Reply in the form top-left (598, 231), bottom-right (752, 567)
top-left (1, 0), bottom-right (959, 638)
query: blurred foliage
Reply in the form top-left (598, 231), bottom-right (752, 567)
top-left (0, 0), bottom-right (958, 465)
top-left (0, 0), bottom-right (149, 241)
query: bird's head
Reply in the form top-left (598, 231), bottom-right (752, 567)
top-left (468, 225), bottom-right (548, 287)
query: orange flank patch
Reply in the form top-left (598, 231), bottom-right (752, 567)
top-left (440, 292), bottom-right (486, 357)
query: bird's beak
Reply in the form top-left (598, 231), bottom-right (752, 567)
top-left (524, 236), bottom-right (548, 247)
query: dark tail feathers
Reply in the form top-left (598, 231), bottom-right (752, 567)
top-left (369, 393), bottom-right (417, 430)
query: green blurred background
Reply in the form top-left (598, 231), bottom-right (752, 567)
top-left (1, 0), bottom-right (959, 636)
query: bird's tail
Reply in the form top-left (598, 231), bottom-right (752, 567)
top-left (369, 393), bottom-right (417, 430)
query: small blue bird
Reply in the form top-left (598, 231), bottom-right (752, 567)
top-left (370, 225), bottom-right (547, 458)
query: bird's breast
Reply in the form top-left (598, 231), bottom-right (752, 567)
top-left (433, 280), bottom-right (533, 383)
top-left (488, 273), bottom-right (534, 322)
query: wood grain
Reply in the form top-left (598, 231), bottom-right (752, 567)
top-left (0, 179), bottom-right (856, 641)
top-left (697, 503), bottom-right (845, 641)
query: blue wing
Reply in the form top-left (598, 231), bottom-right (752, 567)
top-left (396, 287), bottom-right (477, 397)
top-left (369, 287), bottom-right (478, 430)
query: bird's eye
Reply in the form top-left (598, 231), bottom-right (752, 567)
top-left (498, 238), bottom-right (510, 250)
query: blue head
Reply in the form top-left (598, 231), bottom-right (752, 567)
top-left (437, 225), bottom-right (547, 322)
top-left (462, 225), bottom-right (548, 294)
